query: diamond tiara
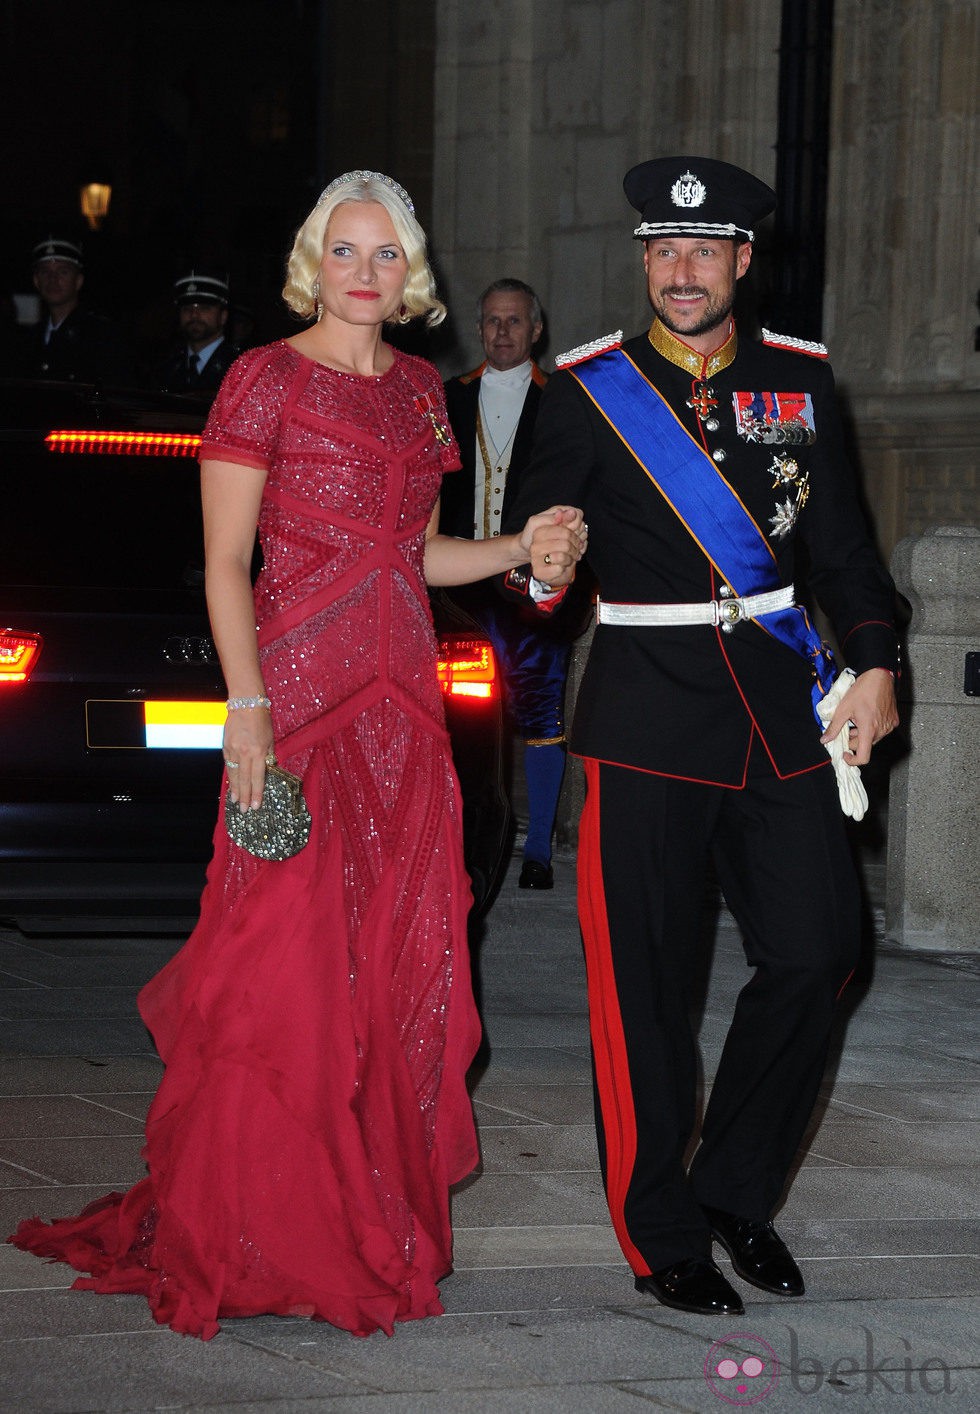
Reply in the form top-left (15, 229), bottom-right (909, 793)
top-left (315, 170), bottom-right (415, 216)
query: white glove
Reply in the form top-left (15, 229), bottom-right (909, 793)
top-left (815, 668), bottom-right (869, 821)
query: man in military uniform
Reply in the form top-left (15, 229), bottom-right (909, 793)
top-left (504, 157), bottom-right (899, 1316)
top-left (441, 279), bottom-right (581, 889)
top-left (159, 270), bottom-right (238, 395)
top-left (27, 236), bottom-right (133, 384)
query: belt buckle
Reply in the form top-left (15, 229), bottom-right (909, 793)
top-left (718, 596), bottom-right (744, 633)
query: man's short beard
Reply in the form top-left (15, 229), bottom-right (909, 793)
top-left (654, 292), bottom-right (736, 340)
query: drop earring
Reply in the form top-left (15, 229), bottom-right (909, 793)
top-left (312, 279), bottom-right (322, 319)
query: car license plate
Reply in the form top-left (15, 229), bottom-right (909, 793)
top-left (86, 700), bottom-right (225, 750)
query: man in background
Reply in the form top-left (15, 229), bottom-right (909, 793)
top-left (27, 236), bottom-right (133, 383)
top-left (159, 270), bottom-right (238, 394)
top-left (441, 279), bottom-right (582, 889)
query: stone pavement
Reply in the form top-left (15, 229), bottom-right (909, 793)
top-left (0, 846), bottom-right (977, 1412)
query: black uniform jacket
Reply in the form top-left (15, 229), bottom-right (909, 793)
top-left (503, 325), bottom-right (899, 786)
top-left (158, 337), bottom-right (240, 396)
top-left (439, 361), bottom-right (547, 539)
top-left (26, 308), bottom-right (135, 384)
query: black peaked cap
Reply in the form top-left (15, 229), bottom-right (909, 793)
top-left (624, 156), bottom-right (776, 242)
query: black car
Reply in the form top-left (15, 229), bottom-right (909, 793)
top-left (0, 380), bottom-right (509, 918)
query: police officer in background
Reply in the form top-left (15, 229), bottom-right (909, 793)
top-left (504, 157), bottom-right (899, 1318)
top-left (159, 270), bottom-right (238, 395)
top-left (26, 236), bottom-right (133, 384)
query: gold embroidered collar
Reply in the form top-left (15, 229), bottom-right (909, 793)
top-left (648, 319), bottom-right (737, 378)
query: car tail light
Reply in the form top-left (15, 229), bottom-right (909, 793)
top-left (0, 630), bottom-right (43, 684)
top-left (45, 430), bottom-right (202, 457)
top-left (436, 637), bottom-right (498, 700)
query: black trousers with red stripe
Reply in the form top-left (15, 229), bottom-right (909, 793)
top-left (577, 747), bottom-right (860, 1274)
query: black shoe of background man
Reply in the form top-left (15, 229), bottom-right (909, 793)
top-left (702, 1205), bottom-right (805, 1296)
top-left (518, 858), bottom-right (554, 889)
top-left (634, 1258), bottom-right (744, 1316)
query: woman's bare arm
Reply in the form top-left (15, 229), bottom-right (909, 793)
top-left (201, 458), bottom-right (273, 811)
top-left (424, 503), bottom-right (586, 587)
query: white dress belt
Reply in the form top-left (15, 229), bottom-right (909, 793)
top-left (596, 584), bottom-right (796, 629)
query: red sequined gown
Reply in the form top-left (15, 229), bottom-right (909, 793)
top-left (9, 343), bottom-right (482, 1339)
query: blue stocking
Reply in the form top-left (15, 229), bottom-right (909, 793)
top-left (522, 742), bottom-right (566, 865)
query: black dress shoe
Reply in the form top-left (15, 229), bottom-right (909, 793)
top-left (702, 1205), bottom-right (805, 1296)
top-left (518, 858), bottom-right (554, 889)
top-left (634, 1258), bottom-right (744, 1316)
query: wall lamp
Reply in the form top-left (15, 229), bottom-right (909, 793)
top-left (80, 182), bottom-right (112, 231)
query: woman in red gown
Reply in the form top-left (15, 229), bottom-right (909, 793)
top-left (8, 173), bottom-right (586, 1339)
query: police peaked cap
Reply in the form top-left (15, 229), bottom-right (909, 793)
top-left (624, 157), bottom-right (776, 243)
top-left (32, 236), bottom-right (83, 268)
top-left (174, 271), bottom-right (229, 306)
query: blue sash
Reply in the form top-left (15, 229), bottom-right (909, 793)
top-left (571, 349), bottom-right (834, 720)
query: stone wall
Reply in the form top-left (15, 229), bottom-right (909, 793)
top-left (886, 526), bottom-right (980, 951)
top-left (824, 0), bottom-right (979, 394)
top-left (433, 0), bottom-right (781, 370)
top-left (824, 0), bottom-right (980, 559)
top-left (847, 391), bottom-right (980, 562)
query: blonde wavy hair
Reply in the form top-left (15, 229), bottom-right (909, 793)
top-left (282, 173), bottom-right (446, 327)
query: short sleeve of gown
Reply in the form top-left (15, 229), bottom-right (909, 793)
top-left (199, 346), bottom-right (287, 471)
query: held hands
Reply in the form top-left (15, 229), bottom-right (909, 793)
top-left (819, 667), bottom-right (899, 767)
top-left (519, 506), bottom-right (588, 587)
top-left (223, 704), bottom-right (274, 812)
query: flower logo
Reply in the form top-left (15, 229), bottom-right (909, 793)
top-left (704, 1333), bottom-right (780, 1404)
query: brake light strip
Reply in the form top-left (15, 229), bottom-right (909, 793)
top-left (45, 431), bottom-right (202, 457)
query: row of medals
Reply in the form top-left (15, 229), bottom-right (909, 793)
top-left (687, 378), bottom-right (811, 541)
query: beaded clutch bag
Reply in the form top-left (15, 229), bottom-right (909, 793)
top-left (224, 761), bottom-right (312, 861)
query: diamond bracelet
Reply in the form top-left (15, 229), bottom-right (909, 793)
top-left (225, 695), bottom-right (272, 711)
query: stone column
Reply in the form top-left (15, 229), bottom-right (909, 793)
top-left (825, 0), bottom-right (979, 392)
top-left (824, 0), bottom-right (980, 561)
top-left (886, 525), bottom-right (980, 951)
